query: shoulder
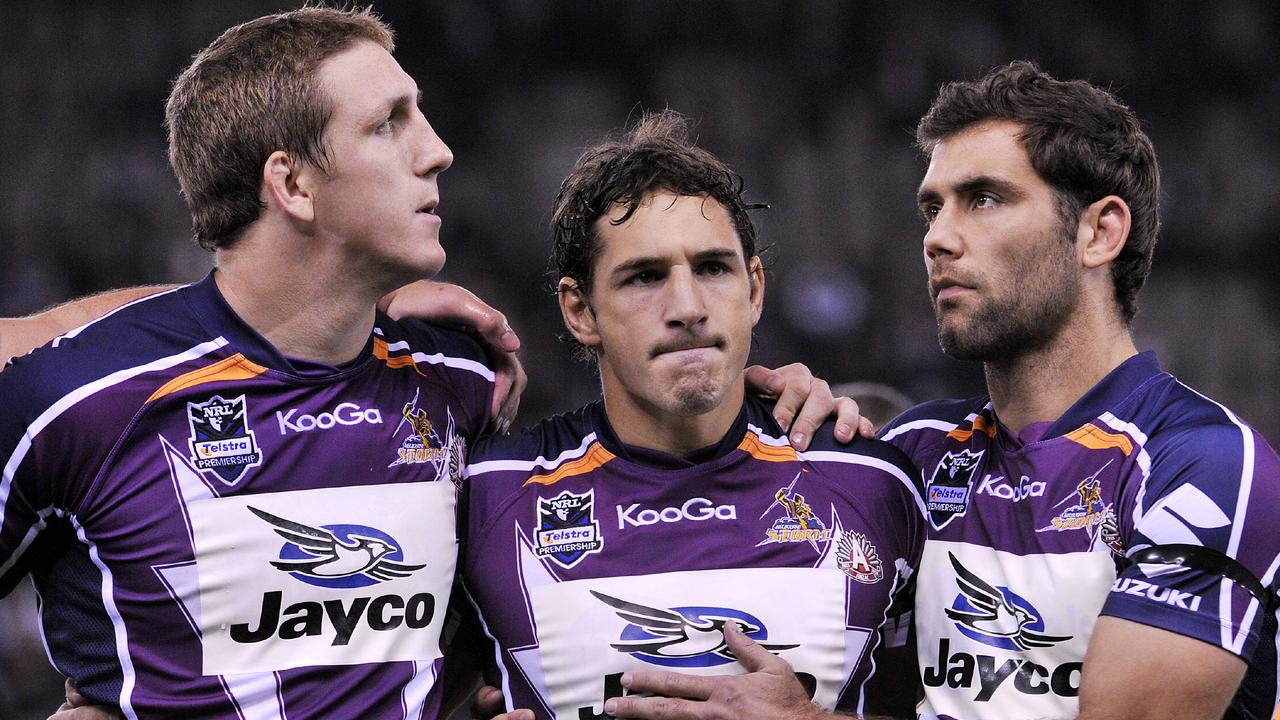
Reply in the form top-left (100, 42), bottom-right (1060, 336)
top-left (466, 403), bottom-right (600, 475)
top-left (1, 286), bottom-right (205, 419)
top-left (374, 316), bottom-right (495, 382)
top-left (878, 397), bottom-right (988, 440)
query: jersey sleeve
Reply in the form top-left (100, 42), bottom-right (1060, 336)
top-left (1102, 420), bottom-right (1280, 660)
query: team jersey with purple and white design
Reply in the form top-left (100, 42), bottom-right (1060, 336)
top-left (0, 273), bottom-right (494, 719)
top-left (460, 396), bottom-right (925, 719)
top-left (881, 352), bottom-right (1280, 720)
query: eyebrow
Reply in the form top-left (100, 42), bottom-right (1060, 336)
top-left (917, 174), bottom-right (1027, 206)
top-left (362, 89), bottom-right (424, 125)
top-left (607, 247), bottom-right (742, 279)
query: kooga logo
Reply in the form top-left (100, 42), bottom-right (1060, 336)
top-left (617, 498), bottom-right (737, 529)
top-left (278, 402), bottom-right (383, 434)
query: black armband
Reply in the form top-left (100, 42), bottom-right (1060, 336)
top-left (1127, 543), bottom-right (1277, 612)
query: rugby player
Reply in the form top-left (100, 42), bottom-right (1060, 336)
top-left (607, 62), bottom-right (1280, 720)
top-left (461, 110), bottom-right (923, 720)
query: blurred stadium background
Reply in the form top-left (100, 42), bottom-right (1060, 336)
top-left (2, 1), bottom-right (1277, 715)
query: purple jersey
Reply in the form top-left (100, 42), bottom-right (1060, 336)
top-left (0, 274), bottom-right (494, 719)
top-left (882, 352), bottom-right (1280, 720)
top-left (460, 396), bottom-right (925, 719)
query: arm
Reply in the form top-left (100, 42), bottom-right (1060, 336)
top-left (1077, 616), bottom-right (1244, 720)
top-left (0, 286), bottom-right (171, 364)
top-left (377, 281), bottom-right (526, 433)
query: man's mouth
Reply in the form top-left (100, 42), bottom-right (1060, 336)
top-left (650, 338), bottom-right (724, 358)
top-left (930, 275), bottom-right (976, 302)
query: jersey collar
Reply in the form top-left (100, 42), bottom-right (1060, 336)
top-left (1040, 350), bottom-right (1164, 440)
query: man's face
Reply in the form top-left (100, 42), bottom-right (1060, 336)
top-left (916, 120), bottom-right (1081, 362)
top-left (567, 192), bottom-right (764, 419)
top-left (310, 41), bottom-right (453, 288)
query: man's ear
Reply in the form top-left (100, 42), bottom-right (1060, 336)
top-left (1078, 195), bottom-right (1131, 269)
top-left (558, 277), bottom-right (600, 347)
top-left (747, 256), bottom-right (765, 327)
top-left (262, 150), bottom-right (316, 223)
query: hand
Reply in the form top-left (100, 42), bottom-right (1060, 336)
top-left (379, 281), bottom-right (527, 433)
top-left (47, 678), bottom-right (122, 720)
top-left (473, 684), bottom-right (535, 720)
top-left (605, 622), bottom-right (829, 720)
top-left (745, 364), bottom-right (873, 450)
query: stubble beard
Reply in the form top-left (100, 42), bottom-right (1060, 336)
top-left (664, 367), bottom-right (723, 416)
top-left (936, 223), bottom-right (1081, 363)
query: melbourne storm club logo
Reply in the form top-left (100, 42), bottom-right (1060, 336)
top-left (591, 591), bottom-right (797, 668)
top-left (944, 553), bottom-right (1071, 652)
top-left (249, 506), bottom-right (425, 589)
top-left (757, 473), bottom-right (833, 552)
top-left (926, 449), bottom-right (984, 528)
top-left (187, 395), bottom-right (263, 485)
top-left (388, 388), bottom-right (465, 486)
top-left (534, 489), bottom-right (604, 569)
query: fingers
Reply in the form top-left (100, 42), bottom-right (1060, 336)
top-left (831, 396), bottom-right (873, 442)
top-left (743, 365), bottom-right (785, 400)
top-left (722, 621), bottom-right (786, 674)
top-left (619, 669), bottom-right (715, 701)
top-left (605, 693), bottom-right (705, 720)
top-left (489, 352), bottom-right (527, 434)
top-left (46, 707), bottom-right (123, 720)
top-left (471, 685), bottom-right (507, 718)
top-left (786, 378), bottom-right (838, 451)
top-left (486, 711), bottom-right (535, 720)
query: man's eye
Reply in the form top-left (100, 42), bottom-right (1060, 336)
top-left (376, 117), bottom-right (395, 134)
top-left (699, 262), bottom-right (731, 276)
top-left (626, 270), bottom-right (660, 285)
top-left (974, 193), bottom-right (998, 209)
top-left (920, 205), bottom-right (940, 225)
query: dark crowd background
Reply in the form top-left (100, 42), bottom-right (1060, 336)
top-left (2, 1), bottom-right (1277, 716)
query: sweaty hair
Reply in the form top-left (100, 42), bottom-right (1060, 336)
top-left (916, 60), bottom-right (1160, 324)
top-left (166, 6), bottom-right (394, 250)
top-left (550, 110), bottom-right (761, 298)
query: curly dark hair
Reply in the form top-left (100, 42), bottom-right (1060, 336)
top-left (549, 110), bottom-right (764, 359)
top-left (916, 60), bottom-right (1161, 324)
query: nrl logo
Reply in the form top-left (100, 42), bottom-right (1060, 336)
top-left (187, 394), bottom-right (263, 486)
top-left (534, 489), bottom-right (604, 569)
top-left (926, 449), bottom-right (984, 528)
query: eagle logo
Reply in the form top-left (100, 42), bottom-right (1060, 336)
top-left (944, 553), bottom-right (1072, 651)
top-left (249, 506), bottom-right (425, 589)
top-left (591, 590), bottom-right (797, 668)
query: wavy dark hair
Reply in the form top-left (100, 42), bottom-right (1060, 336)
top-left (550, 110), bottom-right (764, 359)
top-left (917, 60), bottom-right (1161, 324)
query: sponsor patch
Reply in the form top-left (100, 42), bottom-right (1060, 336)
top-left (591, 590), bottom-right (797, 668)
top-left (944, 552), bottom-right (1071, 652)
top-left (836, 531), bottom-right (883, 584)
top-left (277, 401), bottom-right (382, 435)
top-left (616, 497), bottom-right (736, 530)
top-left (184, 478), bottom-right (456, 675)
top-left (756, 472), bottom-right (833, 551)
top-left (536, 489), bottom-right (604, 569)
top-left (926, 449), bottom-right (983, 528)
top-left (187, 394), bottom-right (262, 486)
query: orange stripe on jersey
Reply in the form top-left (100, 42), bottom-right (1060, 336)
top-left (523, 443), bottom-right (617, 487)
top-left (372, 337), bottom-right (428, 377)
top-left (737, 432), bottom-right (797, 463)
top-left (947, 411), bottom-right (998, 442)
top-left (146, 354), bottom-right (268, 404)
top-left (1065, 423), bottom-right (1134, 456)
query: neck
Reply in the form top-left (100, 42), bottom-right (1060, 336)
top-left (984, 307), bottom-right (1137, 434)
top-left (602, 383), bottom-right (745, 457)
top-left (213, 221), bottom-right (390, 366)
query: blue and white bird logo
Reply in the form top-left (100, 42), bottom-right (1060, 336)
top-left (249, 506), bottom-right (425, 589)
top-left (945, 553), bottom-right (1071, 652)
top-left (591, 591), bottom-right (797, 668)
